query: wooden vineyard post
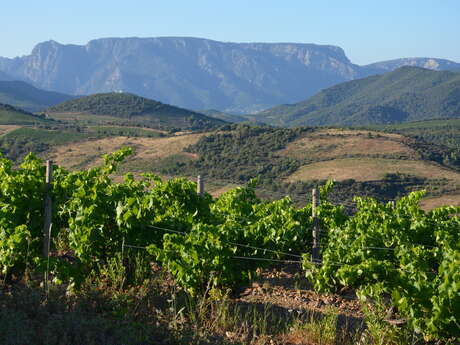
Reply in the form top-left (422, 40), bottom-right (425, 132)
top-left (197, 175), bottom-right (204, 196)
top-left (311, 188), bottom-right (321, 263)
top-left (43, 160), bottom-right (53, 257)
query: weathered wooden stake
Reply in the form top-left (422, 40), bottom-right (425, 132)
top-left (43, 160), bottom-right (53, 257)
top-left (197, 175), bottom-right (204, 196)
top-left (311, 188), bottom-right (321, 263)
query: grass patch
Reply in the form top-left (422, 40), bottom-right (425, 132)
top-left (286, 158), bottom-right (460, 183)
top-left (48, 133), bottom-right (205, 170)
top-left (420, 192), bottom-right (460, 209)
top-left (280, 129), bottom-right (415, 161)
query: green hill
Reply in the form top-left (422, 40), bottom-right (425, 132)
top-left (255, 67), bottom-right (460, 126)
top-left (47, 92), bottom-right (226, 131)
top-left (199, 109), bottom-right (248, 123)
top-left (0, 81), bottom-right (74, 112)
top-left (0, 103), bottom-right (52, 125)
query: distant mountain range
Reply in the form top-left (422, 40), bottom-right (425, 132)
top-left (0, 80), bottom-right (74, 112)
top-left (0, 70), bottom-right (12, 80)
top-left (1, 37), bottom-right (459, 113)
top-left (253, 66), bottom-right (460, 126)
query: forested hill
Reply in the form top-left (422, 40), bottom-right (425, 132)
top-left (254, 67), bottom-right (460, 127)
top-left (47, 92), bottom-right (226, 130)
top-left (0, 80), bottom-right (74, 112)
top-left (0, 103), bottom-right (52, 124)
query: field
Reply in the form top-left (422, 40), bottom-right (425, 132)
top-left (285, 158), bottom-right (460, 183)
top-left (279, 129), bottom-right (416, 161)
top-left (420, 192), bottom-right (460, 209)
top-left (48, 133), bottom-right (205, 170)
top-left (0, 125), bottom-right (19, 136)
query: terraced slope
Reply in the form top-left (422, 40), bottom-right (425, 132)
top-left (281, 128), bottom-right (460, 184)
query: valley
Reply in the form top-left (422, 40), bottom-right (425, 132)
top-left (1, 97), bottom-right (459, 210)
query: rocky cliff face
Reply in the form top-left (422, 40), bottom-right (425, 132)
top-left (362, 58), bottom-right (460, 74)
top-left (0, 37), bottom-right (459, 113)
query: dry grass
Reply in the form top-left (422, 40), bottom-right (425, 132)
top-left (207, 183), bottom-right (242, 197)
top-left (319, 128), bottom-right (403, 139)
top-left (90, 124), bottom-right (167, 134)
top-left (48, 133), bottom-right (206, 170)
top-left (285, 158), bottom-right (460, 183)
top-left (280, 129), bottom-right (414, 161)
top-left (421, 193), bottom-right (460, 209)
top-left (0, 125), bottom-right (20, 136)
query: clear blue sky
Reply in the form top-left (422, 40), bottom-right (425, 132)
top-left (1, 0), bottom-right (459, 65)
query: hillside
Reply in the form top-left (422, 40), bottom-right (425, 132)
top-left (1, 37), bottom-right (459, 113)
top-left (254, 67), bottom-right (460, 126)
top-left (0, 114), bottom-right (458, 209)
top-left (0, 80), bottom-right (74, 112)
top-left (31, 123), bottom-right (459, 209)
top-left (0, 103), bottom-right (52, 125)
top-left (47, 92), bottom-right (225, 130)
top-left (199, 109), bottom-right (248, 123)
top-left (0, 70), bottom-right (12, 80)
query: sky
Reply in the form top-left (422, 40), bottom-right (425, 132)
top-left (1, 0), bottom-right (459, 65)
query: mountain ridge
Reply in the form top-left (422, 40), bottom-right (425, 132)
top-left (253, 66), bottom-right (460, 126)
top-left (1, 37), bottom-right (459, 113)
top-left (0, 80), bottom-right (75, 112)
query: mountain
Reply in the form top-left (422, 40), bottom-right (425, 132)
top-left (0, 38), bottom-right (361, 113)
top-left (47, 92), bottom-right (225, 130)
top-left (0, 80), bottom-right (75, 112)
top-left (254, 67), bottom-right (460, 127)
top-left (0, 70), bottom-right (13, 81)
top-left (0, 103), bottom-right (52, 125)
top-left (199, 109), bottom-right (248, 123)
top-left (1, 38), bottom-right (459, 114)
top-left (362, 58), bottom-right (460, 74)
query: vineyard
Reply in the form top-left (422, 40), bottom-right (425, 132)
top-left (0, 148), bottom-right (459, 343)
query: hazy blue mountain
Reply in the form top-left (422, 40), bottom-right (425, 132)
top-left (0, 70), bottom-right (13, 81)
top-left (254, 67), bottom-right (460, 126)
top-left (362, 58), bottom-right (460, 74)
top-left (1, 37), bottom-right (459, 113)
top-left (0, 80), bottom-right (75, 112)
top-left (0, 38), bottom-right (362, 113)
top-left (199, 109), bottom-right (249, 123)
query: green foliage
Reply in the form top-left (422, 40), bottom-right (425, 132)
top-left (0, 103), bottom-right (52, 125)
top-left (304, 191), bottom-right (460, 340)
top-left (47, 92), bottom-right (225, 131)
top-left (173, 124), bottom-right (311, 181)
top-left (1, 148), bottom-right (459, 340)
top-left (255, 66), bottom-right (460, 126)
top-left (0, 153), bottom-right (45, 277)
